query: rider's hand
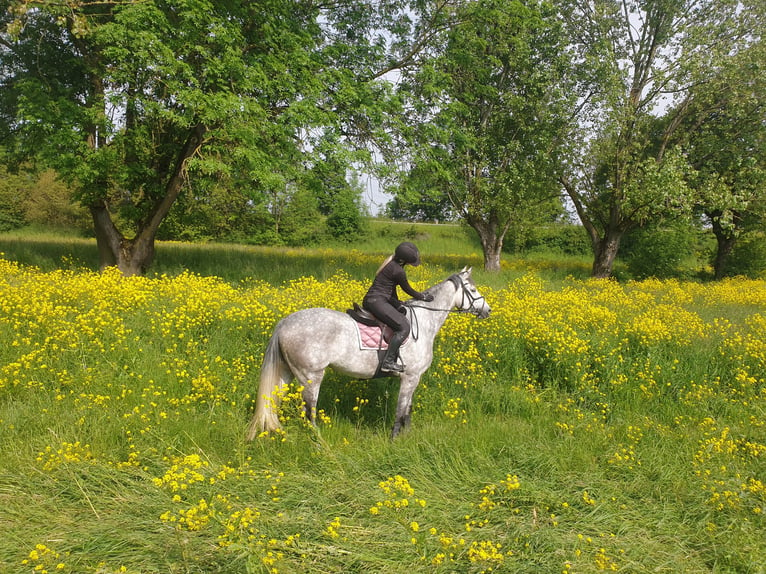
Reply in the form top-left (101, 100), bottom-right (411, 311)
top-left (422, 293), bottom-right (434, 302)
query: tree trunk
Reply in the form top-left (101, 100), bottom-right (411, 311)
top-left (560, 177), bottom-right (626, 279)
top-left (90, 201), bottom-right (156, 276)
top-left (591, 230), bottom-right (623, 278)
top-left (91, 201), bottom-right (119, 270)
top-left (481, 237), bottom-right (503, 272)
top-left (711, 216), bottom-right (737, 280)
top-left (88, 124), bottom-right (207, 276)
top-left (469, 216), bottom-right (508, 272)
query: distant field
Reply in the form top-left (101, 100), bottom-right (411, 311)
top-left (0, 221), bottom-right (595, 286)
top-left (1, 245), bottom-right (764, 573)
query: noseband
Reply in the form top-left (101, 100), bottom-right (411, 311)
top-left (447, 274), bottom-right (486, 315)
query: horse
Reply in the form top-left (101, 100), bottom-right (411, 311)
top-left (246, 267), bottom-right (491, 440)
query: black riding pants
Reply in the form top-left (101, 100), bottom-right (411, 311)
top-left (362, 297), bottom-right (410, 338)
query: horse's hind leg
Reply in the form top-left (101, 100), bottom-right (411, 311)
top-left (300, 371), bottom-right (324, 425)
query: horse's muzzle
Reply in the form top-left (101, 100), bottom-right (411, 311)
top-left (476, 306), bottom-right (491, 319)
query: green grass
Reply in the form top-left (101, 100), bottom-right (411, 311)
top-left (0, 229), bottom-right (764, 573)
top-left (0, 221), bottom-right (595, 287)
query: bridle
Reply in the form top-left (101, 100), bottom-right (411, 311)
top-left (447, 273), bottom-right (487, 316)
top-left (403, 274), bottom-right (487, 342)
top-left (407, 274), bottom-right (486, 316)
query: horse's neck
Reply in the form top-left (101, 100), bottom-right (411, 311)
top-left (412, 283), bottom-right (454, 340)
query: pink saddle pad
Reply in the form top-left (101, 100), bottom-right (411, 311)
top-left (354, 322), bottom-right (409, 350)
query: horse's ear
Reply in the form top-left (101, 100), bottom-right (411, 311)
top-left (461, 266), bottom-right (472, 275)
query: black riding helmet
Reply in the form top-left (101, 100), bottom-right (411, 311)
top-left (394, 241), bottom-right (421, 267)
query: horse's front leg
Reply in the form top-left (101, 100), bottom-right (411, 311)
top-left (391, 374), bottom-right (421, 439)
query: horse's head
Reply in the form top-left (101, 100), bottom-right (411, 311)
top-left (453, 266), bottom-right (491, 319)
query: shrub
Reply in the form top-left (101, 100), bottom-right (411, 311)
top-left (21, 170), bottom-right (88, 230)
top-left (281, 187), bottom-right (327, 246)
top-left (507, 223), bottom-right (591, 256)
top-left (0, 167), bottom-right (28, 231)
top-left (724, 230), bottom-right (766, 278)
top-left (326, 187), bottom-right (367, 241)
top-left (620, 223), bottom-right (697, 279)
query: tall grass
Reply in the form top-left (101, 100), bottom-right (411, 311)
top-left (0, 221), bottom-right (596, 286)
top-left (0, 237), bottom-right (764, 573)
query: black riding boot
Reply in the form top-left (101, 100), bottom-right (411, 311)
top-left (381, 331), bottom-right (406, 373)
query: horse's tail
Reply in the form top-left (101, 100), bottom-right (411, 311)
top-left (247, 322), bottom-right (288, 440)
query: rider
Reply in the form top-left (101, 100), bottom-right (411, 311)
top-left (363, 242), bottom-right (434, 373)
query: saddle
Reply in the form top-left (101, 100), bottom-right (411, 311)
top-left (346, 303), bottom-right (380, 327)
top-left (346, 303), bottom-right (408, 350)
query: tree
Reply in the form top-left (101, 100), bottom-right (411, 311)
top-left (326, 174), bottom-right (368, 241)
top-left (673, 32), bottom-right (766, 279)
top-left (394, 0), bottom-right (573, 271)
top-left (0, 0), bottom-right (446, 275)
top-left (557, 0), bottom-right (757, 278)
top-left (281, 186), bottom-right (326, 246)
top-left (0, 163), bottom-right (27, 231)
top-left (302, 144), bottom-right (368, 239)
top-left (384, 193), bottom-right (455, 222)
top-left (620, 220), bottom-right (698, 279)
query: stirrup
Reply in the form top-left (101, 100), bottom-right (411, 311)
top-left (381, 359), bottom-right (405, 373)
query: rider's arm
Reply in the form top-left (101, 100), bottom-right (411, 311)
top-left (394, 267), bottom-right (428, 300)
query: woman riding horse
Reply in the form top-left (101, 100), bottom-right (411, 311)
top-left (246, 266), bottom-right (490, 439)
top-left (363, 242), bottom-right (434, 373)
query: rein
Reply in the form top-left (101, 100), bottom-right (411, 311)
top-left (404, 275), bottom-right (486, 341)
top-left (405, 274), bottom-right (485, 315)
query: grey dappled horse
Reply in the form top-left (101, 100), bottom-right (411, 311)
top-left (246, 267), bottom-right (491, 439)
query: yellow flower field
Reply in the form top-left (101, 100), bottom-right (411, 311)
top-left (0, 254), bottom-right (764, 573)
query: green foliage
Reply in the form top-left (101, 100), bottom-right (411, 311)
top-left (558, 0), bottom-right (755, 277)
top-left (384, 193), bottom-right (455, 222)
top-left (326, 186), bottom-right (367, 241)
top-left (281, 187), bottom-right (327, 246)
top-left (20, 170), bottom-right (88, 230)
top-left (1, 0), bottom-right (423, 272)
top-left (0, 167), bottom-right (26, 232)
top-left (157, 185), bottom-right (269, 244)
top-left (0, 166), bottom-right (87, 232)
top-left (3, 0), bottom-right (758, 280)
top-left (396, 0), bottom-right (573, 269)
top-left (677, 33), bottom-right (766, 278)
top-left (0, 199), bottom-right (25, 232)
top-left (724, 230), bottom-right (766, 278)
top-left (620, 222), bottom-right (699, 279)
top-left (507, 223), bottom-right (592, 256)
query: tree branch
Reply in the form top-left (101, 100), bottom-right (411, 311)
top-left (559, 175), bottom-right (600, 247)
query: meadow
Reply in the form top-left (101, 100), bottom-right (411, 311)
top-left (0, 234), bottom-right (764, 573)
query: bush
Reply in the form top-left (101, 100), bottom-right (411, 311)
top-left (620, 223), bottom-right (697, 279)
top-left (1, 167), bottom-right (87, 233)
top-left (326, 187), bottom-right (367, 241)
top-left (724, 230), bottom-right (766, 278)
top-left (0, 194), bottom-right (26, 232)
top-left (0, 167), bottom-right (28, 232)
top-left (280, 187), bottom-right (327, 246)
top-left (21, 170), bottom-right (88, 230)
top-left (507, 223), bottom-right (591, 256)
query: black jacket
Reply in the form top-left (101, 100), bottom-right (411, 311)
top-left (363, 259), bottom-right (425, 308)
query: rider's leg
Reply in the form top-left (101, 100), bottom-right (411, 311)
top-left (363, 298), bottom-right (411, 372)
top-left (381, 329), bottom-right (407, 372)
